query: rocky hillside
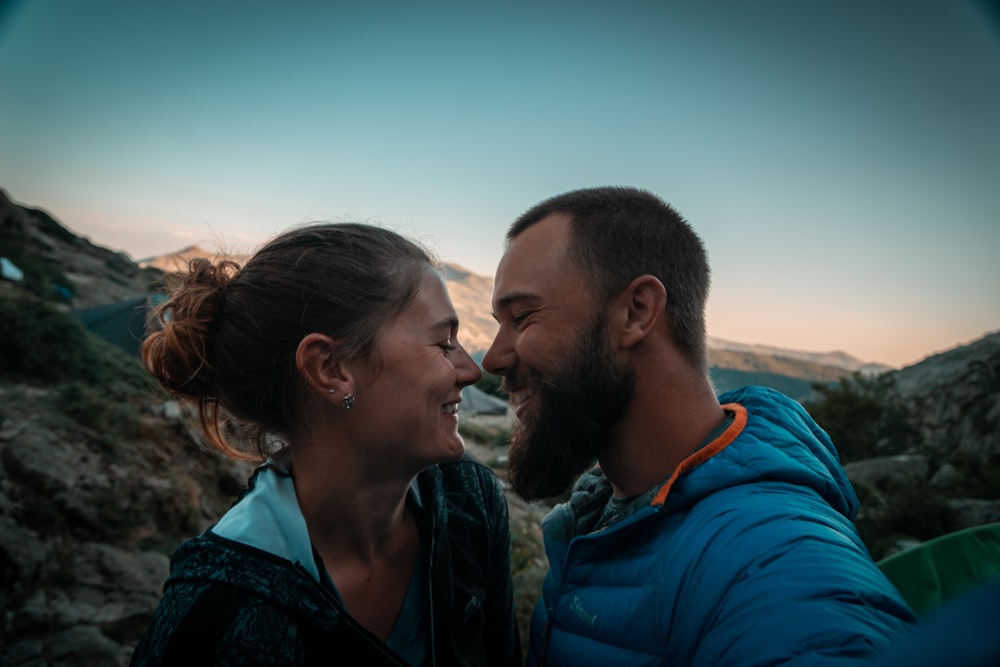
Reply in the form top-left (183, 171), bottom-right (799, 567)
top-left (0, 191), bottom-right (163, 309)
top-left (841, 331), bottom-right (1000, 557)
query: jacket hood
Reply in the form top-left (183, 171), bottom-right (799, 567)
top-left (209, 462), bottom-right (320, 578)
top-left (665, 385), bottom-right (858, 520)
top-left (208, 461), bottom-right (431, 583)
top-left (159, 463), bottom-right (339, 622)
top-left (555, 385), bottom-right (858, 537)
top-left (166, 463), bottom-right (437, 607)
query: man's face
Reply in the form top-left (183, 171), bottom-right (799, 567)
top-left (484, 214), bottom-right (635, 500)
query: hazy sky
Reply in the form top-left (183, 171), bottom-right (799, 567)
top-left (1, 1), bottom-right (997, 368)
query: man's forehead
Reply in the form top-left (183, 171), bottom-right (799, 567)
top-left (497, 215), bottom-right (572, 274)
top-left (492, 214), bottom-right (586, 308)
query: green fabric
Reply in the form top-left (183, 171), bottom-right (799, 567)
top-left (877, 522), bottom-right (1000, 616)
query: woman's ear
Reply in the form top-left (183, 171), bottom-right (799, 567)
top-left (296, 333), bottom-right (351, 397)
top-left (617, 274), bottom-right (667, 349)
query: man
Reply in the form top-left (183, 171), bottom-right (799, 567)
top-left (483, 187), bottom-right (917, 666)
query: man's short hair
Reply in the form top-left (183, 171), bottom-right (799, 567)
top-left (508, 186), bottom-right (710, 368)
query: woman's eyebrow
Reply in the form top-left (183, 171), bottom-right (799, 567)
top-left (429, 316), bottom-right (459, 333)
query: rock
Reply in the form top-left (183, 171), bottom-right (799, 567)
top-left (10, 589), bottom-right (54, 637)
top-left (881, 538), bottom-right (923, 558)
top-left (1, 637), bottom-right (45, 667)
top-left (161, 401), bottom-right (183, 420)
top-left (948, 499), bottom-right (1000, 529)
top-left (51, 544), bottom-right (168, 635)
top-left (929, 463), bottom-right (962, 488)
top-left (0, 519), bottom-right (52, 604)
top-left (2, 430), bottom-right (92, 496)
top-left (844, 455), bottom-right (929, 490)
top-left (48, 625), bottom-right (122, 666)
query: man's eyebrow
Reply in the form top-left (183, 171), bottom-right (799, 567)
top-left (491, 291), bottom-right (541, 318)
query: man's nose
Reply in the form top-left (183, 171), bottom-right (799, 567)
top-left (482, 328), bottom-right (512, 377)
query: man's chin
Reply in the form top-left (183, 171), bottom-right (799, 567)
top-left (509, 467), bottom-right (578, 502)
top-left (507, 437), bottom-right (593, 502)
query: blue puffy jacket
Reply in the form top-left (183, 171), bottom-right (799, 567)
top-left (528, 386), bottom-right (917, 667)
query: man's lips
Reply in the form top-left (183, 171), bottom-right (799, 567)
top-left (508, 390), bottom-right (536, 420)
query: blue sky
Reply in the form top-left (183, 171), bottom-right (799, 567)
top-left (1, 0), bottom-right (997, 367)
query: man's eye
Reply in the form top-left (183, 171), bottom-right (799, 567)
top-left (439, 343), bottom-right (456, 353)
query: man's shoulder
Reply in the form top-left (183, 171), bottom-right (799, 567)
top-left (688, 480), bottom-right (854, 529)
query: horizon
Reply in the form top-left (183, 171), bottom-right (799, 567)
top-left (5, 190), bottom-right (996, 371)
top-left (1, 1), bottom-right (997, 368)
top-left (132, 239), bottom-right (1000, 370)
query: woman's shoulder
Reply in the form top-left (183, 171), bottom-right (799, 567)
top-left (434, 453), bottom-right (504, 492)
top-left (420, 454), bottom-right (509, 524)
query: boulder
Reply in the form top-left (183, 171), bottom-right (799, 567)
top-left (844, 455), bottom-right (929, 490)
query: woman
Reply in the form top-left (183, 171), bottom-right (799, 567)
top-left (132, 223), bottom-right (521, 666)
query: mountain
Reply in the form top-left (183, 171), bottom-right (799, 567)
top-left (893, 331), bottom-right (1000, 397)
top-left (134, 244), bottom-right (874, 399)
top-left (137, 244), bottom-right (251, 274)
top-left (706, 343), bottom-right (891, 401)
top-left (0, 190), bottom-right (162, 309)
top-left (437, 263), bottom-right (500, 355)
top-left (841, 329), bottom-right (1000, 557)
top-left (135, 242), bottom-right (501, 354)
top-left (0, 188), bottom-right (969, 399)
top-left (709, 337), bottom-right (892, 375)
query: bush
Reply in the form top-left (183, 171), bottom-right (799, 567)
top-left (0, 230), bottom-right (74, 301)
top-left (856, 481), bottom-right (957, 559)
top-left (475, 371), bottom-right (507, 399)
top-left (0, 294), bottom-right (154, 395)
top-left (941, 451), bottom-right (1000, 500)
top-left (459, 421), bottom-right (511, 449)
top-left (0, 295), bottom-right (93, 383)
top-left (804, 372), bottom-right (916, 463)
top-left (49, 382), bottom-right (143, 445)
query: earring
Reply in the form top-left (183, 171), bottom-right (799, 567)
top-left (327, 388), bottom-right (336, 395)
top-left (341, 393), bottom-right (355, 410)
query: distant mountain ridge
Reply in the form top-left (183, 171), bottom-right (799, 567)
top-left (137, 244), bottom-right (251, 273)
top-left (138, 244), bottom-right (882, 371)
top-left (137, 243), bottom-right (501, 354)
top-left (709, 337), bottom-right (892, 375)
top-left (0, 188), bottom-right (983, 401)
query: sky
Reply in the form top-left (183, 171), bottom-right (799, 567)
top-left (1, 1), bottom-right (998, 368)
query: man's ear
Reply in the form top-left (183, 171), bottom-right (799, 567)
top-left (617, 274), bottom-right (667, 349)
top-left (296, 333), bottom-right (352, 397)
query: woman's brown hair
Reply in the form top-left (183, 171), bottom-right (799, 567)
top-left (142, 223), bottom-right (434, 459)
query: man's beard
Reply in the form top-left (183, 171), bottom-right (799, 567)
top-left (505, 314), bottom-right (636, 501)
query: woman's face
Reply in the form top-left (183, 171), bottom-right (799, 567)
top-left (348, 268), bottom-right (482, 469)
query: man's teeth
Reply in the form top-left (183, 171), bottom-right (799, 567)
top-left (442, 403), bottom-right (459, 415)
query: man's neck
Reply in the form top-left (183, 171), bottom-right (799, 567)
top-left (600, 376), bottom-right (726, 499)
